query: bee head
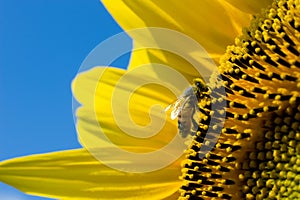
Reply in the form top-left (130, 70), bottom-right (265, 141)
top-left (193, 78), bottom-right (207, 91)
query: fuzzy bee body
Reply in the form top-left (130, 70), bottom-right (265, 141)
top-left (165, 79), bottom-right (208, 138)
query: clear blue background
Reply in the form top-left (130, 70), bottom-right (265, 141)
top-left (0, 1), bottom-right (127, 199)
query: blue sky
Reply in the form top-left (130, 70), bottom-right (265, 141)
top-left (0, 1), bottom-right (128, 199)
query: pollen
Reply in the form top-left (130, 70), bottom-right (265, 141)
top-left (179, 0), bottom-right (300, 199)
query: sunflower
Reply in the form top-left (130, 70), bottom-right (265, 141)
top-left (1, 0), bottom-right (300, 199)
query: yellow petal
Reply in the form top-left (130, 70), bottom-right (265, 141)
top-left (101, 0), bottom-right (271, 65)
top-left (72, 66), bottom-right (191, 172)
top-left (125, 36), bottom-right (216, 83)
top-left (0, 148), bottom-right (181, 200)
top-left (74, 66), bottom-right (172, 148)
top-left (224, 0), bottom-right (273, 14)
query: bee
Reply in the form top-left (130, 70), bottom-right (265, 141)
top-left (165, 79), bottom-right (208, 138)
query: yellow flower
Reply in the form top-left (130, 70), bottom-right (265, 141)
top-left (1, 0), bottom-right (300, 200)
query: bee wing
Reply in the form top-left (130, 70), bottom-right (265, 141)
top-left (164, 104), bottom-right (173, 112)
top-left (164, 102), bottom-right (178, 120)
top-left (172, 96), bottom-right (194, 120)
top-left (170, 107), bottom-right (180, 120)
top-left (164, 97), bottom-right (186, 120)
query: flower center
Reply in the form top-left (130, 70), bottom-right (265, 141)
top-left (179, 0), bottom-right (300, 199)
